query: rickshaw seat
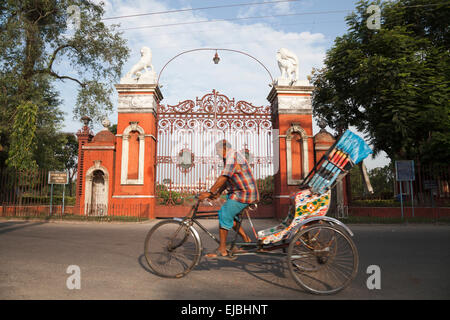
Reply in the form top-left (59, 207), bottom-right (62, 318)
top-left (257, 188), bottom-right (331, 244)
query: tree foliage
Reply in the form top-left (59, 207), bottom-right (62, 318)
top-left (311, 0), bottom-right (450, 165)
top-left (0, 0), bottom-right (129, 168)
top-left (6, 101), bottom-right (38, 169)
top-left (55, 132), bottom-right (78, 196)
top-left (350, 163), bottom-right (394, 199)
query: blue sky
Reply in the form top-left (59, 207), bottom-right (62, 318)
top-left (55, 0), bottom-right (389, 169)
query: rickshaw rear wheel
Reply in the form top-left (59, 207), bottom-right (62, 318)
top-left (287, 224), bottom-right (358, 295)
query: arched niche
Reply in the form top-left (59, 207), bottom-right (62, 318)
top-left (286, 123), bottom-right (309, 185)
top-left (84, 160), bottom-right (109, 216)
top-left (121, 121), bottom-right (145, 185)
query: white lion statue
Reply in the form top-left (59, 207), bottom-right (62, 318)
top-left (120, 46), bottom-right (156, 84)
top-left (276, 48), bottom-right (299, 85)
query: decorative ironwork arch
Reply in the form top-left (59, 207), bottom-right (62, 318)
top-left (158, 90), bottom-right (272, 134)
top-left (156, 90), bottom-right (274, 204)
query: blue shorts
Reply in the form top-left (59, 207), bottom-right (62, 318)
top-left (218, 196), bottom-right (249, 230)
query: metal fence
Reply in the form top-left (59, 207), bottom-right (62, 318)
top-left (0, 166), bottom-right (70, 218)
top-left (350, 163), bottom-right (449, 207)
top-left (413, 164), bottom-right (449, 205)
top-left (1, 203), bottom-right (149, 221)
top-left (0, 168), bottom-right (51, 206)
top-left (0, 168), bottom-right (149, 220)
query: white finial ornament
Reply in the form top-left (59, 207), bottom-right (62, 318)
top-left (101, 118), bottom-right (111, 130)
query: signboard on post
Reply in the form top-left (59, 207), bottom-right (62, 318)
top-left (48, 171), bottom-right (69, 216)
top-left (395, 160), bottom-right (415, 220)
top-left (395, 160), bottom-right (415, 181)
top-left (48, 171), bottom-right (69, 184)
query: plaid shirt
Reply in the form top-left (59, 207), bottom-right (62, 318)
top-left (220, 150), bottom-right (259, 204)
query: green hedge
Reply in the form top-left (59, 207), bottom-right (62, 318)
top-left (19, 195), bottom-right (76, 205)
top-left (157, 190), bottom-right (195, 205)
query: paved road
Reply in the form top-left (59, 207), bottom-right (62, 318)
top-left (0, 219), bottom-right (449, 299)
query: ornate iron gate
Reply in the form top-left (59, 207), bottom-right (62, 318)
top-left (156, 90), bottom-right (274, 205)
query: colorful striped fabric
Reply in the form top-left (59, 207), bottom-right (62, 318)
top-left (304, 130), bottom-right (372, 194)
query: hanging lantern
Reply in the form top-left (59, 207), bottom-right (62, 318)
top-left (213, 50), bottom-right (220, 64)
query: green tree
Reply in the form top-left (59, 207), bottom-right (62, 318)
top-left (6, 101), bottom-right (38, 169)
top-left (0, 71), bottom-right (63, 168)
top-left (0, 0), bottom-right (129, 168)
top-left (55, 132), bottom-right (78, 196)
top-left (311, 0), bottom-right (450, 165)
top-left (349, 166), bottom-right (365, 199)
top-left (368, 164), bottom-right (394, 198)
top-left (350, 164), bottom-right (394, 199)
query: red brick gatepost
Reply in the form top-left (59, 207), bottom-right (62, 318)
top-left (112, 84), bottom-right (163, 219)
top-left (267, 84), bottom-right (315, 219)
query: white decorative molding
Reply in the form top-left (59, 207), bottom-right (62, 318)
top-left (82, 146), bottom-right (115, 150)
top-left (266, 85), bottom-right (314, 115)
top-left (315, 145), bottom-right (332, 151)
top-left (286, 123), bottom-right (309, 185)
top-left (277, 95), bottom-right (312, 114)
top-left (116, 134), bottom-right (155, 140)
top-left (121, 122), bottom-right (145, 185)
top-left (117, 94), bottom-right (157, 114)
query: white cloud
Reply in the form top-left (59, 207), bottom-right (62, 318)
top-left (236, 0), bottom-right (292, 18)
top-left (62, 0), bottom-right (327, 130)
top-left (273, 2), bottom-right (292, 15)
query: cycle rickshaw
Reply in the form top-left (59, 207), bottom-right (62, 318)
top-left (144, 130), bottom-right (372, 295)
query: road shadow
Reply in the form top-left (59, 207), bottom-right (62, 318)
top-left (137, 220), bottom-right (306, 293)
top-left (199, 254), bottom-right (304, 293)
top-left (138, 254), bottom-right (153, 275)
top-left (137, 252), bottom-right (304, 294)
top-left (0, 221), bottom-right (47, 235)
